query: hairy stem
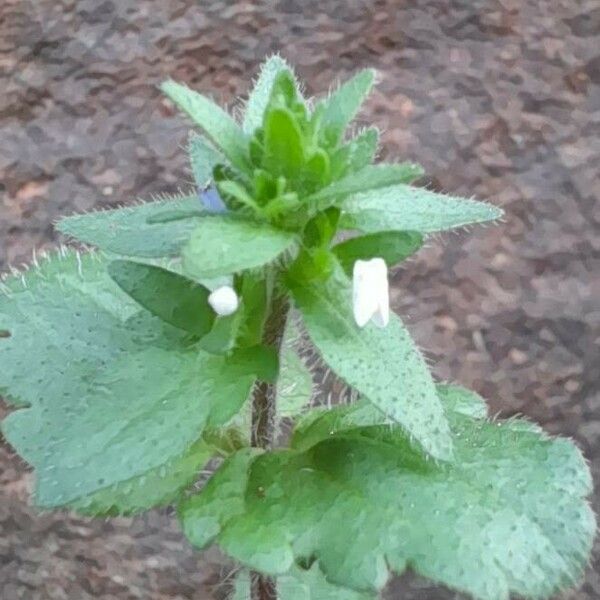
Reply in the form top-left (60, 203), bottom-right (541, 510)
top-left (250, 291), bottom-right (289, 600)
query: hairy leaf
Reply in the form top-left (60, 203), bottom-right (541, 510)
top-left (188, 133), bottom-right (223, 187)
top-left (180, 387), bottom-right (594, 600)
top-left (286, 260), bottom-right (452, 460)
top-left (341, 184), bottom-right (503, 233)
top-left (243, 55), bottom-right (302, 134)
top-left (330, 128), bottom-right (380, 181)
top-left (56, 195), bottom-right (202, 258)
top-left (70, 439), bottom-right (213, 516)
top-left (333, 231), bottom-right (424, 274)
top-left (319, 69), bottom-right (375, 147)
top-left (306, 163), bottom-right (423, 212)
top-left (0, 252), bottom-right (255, 509)
top-left (161, 79), bottom-right (249, 172)
top-left (182, 216), bottom-right (297, 279)
top-left (108, 260), bottom-right (215, 337)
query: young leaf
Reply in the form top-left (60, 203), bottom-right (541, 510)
top-left (263, 107), bottom-right (305, 181)
top-left (305, 163), bottom-right (424, 212)
top-left (319, 69), bottom-right (376, 147)
top-left (243, 56), bottom-right (302, 134)
top-left (182, 216), bottom-right (297, 279)
top-left (161, 79), bottom-right (249, 172)
top-left (188, 133), bottom-right (223, 188)
top-left (340, 184), bottom-right (503, 233)
top-left (286, 259), bottom-right (452, 461)
top-left (180, 391), bottom-right (594, 600)
top-left (277, 347), bottom-right (313, 418)
top-left (0, 251), bottom-right (256, 509)
top-left (57, 195), bottom-right (202, 258)
top-left (108, 260), bottom-right (215, 337)
top-left (330, 127), bottom-right (379, 181)
top-left (236, 274), bottom-right (269, 347)
top-left (333, 231), bottom-right (424, 275)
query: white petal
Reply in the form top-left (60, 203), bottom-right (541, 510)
top-left (208, 285), bottom-right (239, 316)
top-left (353, 260), bottom-right (378, 327)
top-left (371, 260), bottom-right (390, 328)
top-left (352, 258), bottom-right (390, 328)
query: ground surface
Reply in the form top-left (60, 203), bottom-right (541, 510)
top-left (1, 0), bottom-right (599, 598)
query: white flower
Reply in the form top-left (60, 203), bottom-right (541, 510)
top-left (208, 285), bottom-right (239, 316)
top-left (352, 258), bottom-right (390, 328)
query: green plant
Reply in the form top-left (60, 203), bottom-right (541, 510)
top-left (0, 56), bottom-right (594, 600)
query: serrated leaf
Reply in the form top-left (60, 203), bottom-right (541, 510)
top-left (232, 566), bottom-right (375, 600)
top-left (340, 184), bottom-right (503, 233)
top-left (180, 389), bottom-right (594, 600)
top-left (243, 56), bottom-right (302, 134)
top-left (0, 252), bottom-right (256, 509)
top-left (333, 231), bottom-right (424, 275)
top-left (188, 133), bottom-right (223, 187)
top-left (319, 69), bottom-right (375, 147)
top-left (108, 260), bottom-right (215, 337)
top-left (57, 195), bottom-right (202, 258)
top-left (286, 259), bottom-right (452, 460)
top-left (70, 439), bottom-right (213, 516)
top-left (161, 80), bottom-right (249, 172)
top-left (182, 215), bottom-right (297, 279)
top-left (263, 107), bottom-right (305, 182)
top-left (306, 163), bottom-right (424, 213)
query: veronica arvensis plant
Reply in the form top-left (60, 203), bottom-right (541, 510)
top-left (0, 56), bottom-right (594, 600)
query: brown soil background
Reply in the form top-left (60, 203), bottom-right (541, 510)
top-left (1, 1), bottom-right (599, 598)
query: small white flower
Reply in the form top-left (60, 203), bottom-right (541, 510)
top-left (208, 285), bottom-right (239, 316)
top-left (352, 258), bottom-right (390, 328)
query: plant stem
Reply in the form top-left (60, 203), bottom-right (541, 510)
top-left (250, 290), bottom-right (289, 600)
top-left (251, 292), bottom-right (288, 449)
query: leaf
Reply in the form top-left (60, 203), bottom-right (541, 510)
top-left (188, 133), bottom-right (223, 187)
top-left (306, 163), bottom-right (424, 212)
top-left (199, 312), bottom-right (243, 356)
top-left (333, 231), bottom-right (424, 275)
top-left (291, 384), bottom-right (486, 453)
top-left (56, 195), bottom-right (202, 258)
top-left (319, 69), bottom-right (375, 147)
top-left (180, 389), bottom-right (594, 600)
top-left (70, 439), bottom-right (213, 516)
top-left (340, 184), bottom-right (503, 233)
top-left (161, 79), bottom-right (249, 172)
top-left (0, 251), bottom-right (256, 509)
top-left (330, 127), bottom-right (380, 180)
top-left (286, 260), bottom-right (452, 460)
top-left (243, 55), bottom-right (302, 134)
top-left (232, 566), bottom-right (375, 600)
top-left (437, 383), bottom-right (488, 419)
top-left (277, 322), bottom-right (313, 418)
top-left (263, 107), bottom-right (306, 181)
top-left (108, 260), bottom-right (215, 337)
top-left (182, 215), bottom-right (297, 279)
top-left (236, 273), bottom-right (269, 347)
